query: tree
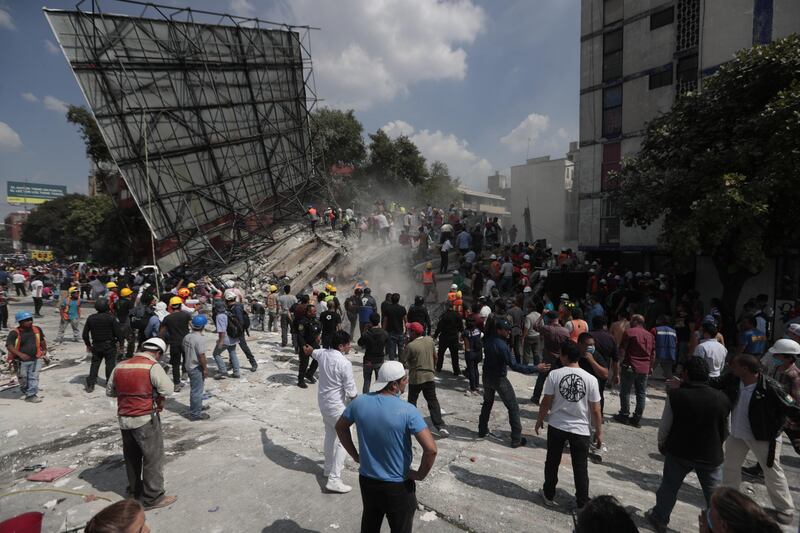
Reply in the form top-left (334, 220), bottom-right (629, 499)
top-left (612, 35), bottom-right (800, 339)
top-left (67, 105), bottom-right (113, 164)
top-left (394, 135), bottom-right (428, 185)
top-left (418, 161), bottom-right (460, 206)
top-left (365, 130), bottom-right (428, 187)
top-left (309, 107), bottom-right (366, 171)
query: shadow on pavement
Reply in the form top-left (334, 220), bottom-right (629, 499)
top-left (261, 519), bottom-right (320, 532)
top-left (259, 428), bottom-right (325, 490)
top-left (79, 454), bottom-right (127, 496)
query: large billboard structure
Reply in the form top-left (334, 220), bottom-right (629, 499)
top-left (45, 1), bottom-right (322, 271)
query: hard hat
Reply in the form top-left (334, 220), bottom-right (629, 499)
top-left (15, 311), bottom-right (33, 322)
top-left (187, 282), bottom-right (196, 289)
top-left (106, 282), bottom-right (117, 289)
top-left (768, 338), bottom-right (800, 356)
top-left (489, 254), bottom-right (497, 260)
top-left (325, 283), bottom-right (334, 292)
top-left (224, 290), bottom-right (237, 301)
top-left (521, 269), bottom-right (528, 275)
top-left (329, 286), bottom-right (337, 294)
top-left (68, 286), bottom-right (78, 293)
top-left (178, 288), bottom-right (190, 298)
top-left (451, 284), bottom-right (458, 290)
top-left (191, 315), bottom-right (208, 329)
top-left (120, 288), bottom-right (134, 297)
top-left (523, 286), bottom-right (532, 293)
top-left (225, 280), bottom-right (235, 288)
top-left (560, 293), bottom-right (570, 300)
top-left (269, 285), bottom-right (278, 292)
top-left (425, 262), bottom-right (432, 269)
top-left (523, 254), bottom-right (530, 260)
top-left (142, 337), bottom-right (167, 353)
top-left (169, 296), bottom-right (183, 307)
top-left (456, 291), bottom-right (462, 298)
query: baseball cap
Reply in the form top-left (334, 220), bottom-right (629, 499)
top-left (369, 361), bottom-right (407, 393)
top-left (495, 319), bottom-right (512, 330)
top-left (407, 322), bottom-right (424, 335)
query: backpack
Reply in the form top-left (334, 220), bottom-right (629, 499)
top-left (131, 304), bottom-right (154, 330)
top-left (226, 311), bottom-right (244, 339)
top-left (232, 303), bottom-right (250, 332)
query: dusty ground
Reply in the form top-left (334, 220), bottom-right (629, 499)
top-left (1, 297), bottom-right (798, 533)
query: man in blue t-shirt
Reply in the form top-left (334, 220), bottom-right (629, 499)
top-left (738, 315), bottom-right (767, 356)
top-left (336, 361), bottom-right (437, 533)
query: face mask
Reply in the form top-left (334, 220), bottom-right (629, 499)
top-left (772, 356), bottom-right (784, 367)
top-left (586, 345), bottom-right (596, 354)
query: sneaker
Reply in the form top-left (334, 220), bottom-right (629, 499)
top-left (144, 495), bottom-right (177, 510)
top-left (231, 374), bottom-right (241, 379)
top-left (464, 390), bottom-right (472, 396)
top-left (511, 437), bottom-right (527, 448)
top-left (189, 413), bottom-right (211, 421)
top-left (776, 511), bottom-right (794, 525)
top-left (25, 395), bottom-right (42, 403)
top-left (613, 414), bottom-right (630, 425)
top-left (325, 479), bottom-right (352, 494)
top-left (173, 384), bottom-right (183, 393)
top-left (629, 416), bottom-right (642, 428)
top-left (297, 380), bottom-right (308, 389)
top-left (438, 427), bottom-right (450, 438)
top-left (214, 373), bottom-right (227, 380)
top-left (742, 463), bottom-right (764, 478)
top-left (539, 488), bottom-right (558, 507)
top-left (644, 509), bottom-right (667, 533)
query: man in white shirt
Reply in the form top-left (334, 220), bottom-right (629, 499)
top-left (30, 276), bottom-right (44, 317)
top-left (12, 271), bottom-right (26, 297)
top-left (693, 321), bottom-right (727, 379)
top-left (306, 330), bottom-right (358, 493)
top-left (535, 340), bottom-right (602, 509)
top-left (522, 307), bottom-right (542, 365)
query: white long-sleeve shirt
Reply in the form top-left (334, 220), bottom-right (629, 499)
top-left (312, 348), bottom-right (357, 418)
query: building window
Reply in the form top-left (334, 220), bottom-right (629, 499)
top-left (650, 7), bottom-right (674, 30)
top-left (602, 86), bottom-right (622, 138)
top-left (603, 29), bottom-right (623, 81)
top-left (649, 68), bottom-right (673, 89)
top-left (604, 0), bottom-right (623, 25)
top-left (600, 217), bottom-right (621, 245)
top-left (601, 142), bottom-right (621, 190)
top-left (676, 0), bottom-right (700, 51)
top-left (677, 53), bottom-right (698, 94)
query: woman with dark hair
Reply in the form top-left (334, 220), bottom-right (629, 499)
top-left (574, 495), bottom-right (638, 533)
top-left (700, 487), bottom-right (781, 533)
top-left (85, 499), bottom-right (149, 533)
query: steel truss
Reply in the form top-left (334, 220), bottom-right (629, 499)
top-left (45, 0), bottom-right (323, 271)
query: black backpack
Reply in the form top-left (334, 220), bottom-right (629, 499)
top-left (131, 304), bottom-right (154, 330)
top-left (226, 311), bottom-right (244, 339)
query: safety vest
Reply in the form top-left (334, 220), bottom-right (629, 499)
top-left (113, 355), bottom-right (163, 417)
top-left (654, 326), bottom-right (677, 361)
top-left (61, 297), bottom-right (81, 320)
top-left (453, 298), bottom-right (463, 316)
top-left (308, 208), bottom-right (317, 217)
top-left (422, 271), bottom-right (435, 285)
top-left (447, 291), bottom-right (458, 303)
top-left (14, 326), bottom-right (44, 359)
top-left (569, 319), bottom-right (588, 342)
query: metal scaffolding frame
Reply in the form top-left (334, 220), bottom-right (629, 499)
top-left (45, 0), bottom-right (323, 272)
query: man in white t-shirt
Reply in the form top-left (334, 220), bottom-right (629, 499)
top-left (306, 330), bottom-right (358, 494)
top-left (30, 277), bottom-right (44, 317)
top-left (535, 339), bottom-right (602, 509)
top-left (693, 321), bottom-right (727, 379)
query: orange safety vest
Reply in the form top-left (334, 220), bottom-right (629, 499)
top-left (447, 291), bottom-right (458, 303)
top-left (569, 319), bottom-right (589, 342)
top-left (61, 297), bottom-right (81, 320)
top-left (422, 271), bottom-right (435, 285)
top-left (113, 355), bottom-right (164, 417)
top-left (308, 208), bottom-right (317, 217)
top-left (14, 325), bottom-right (44, 359)
top-left (453, 298), bottom-right (463, 315)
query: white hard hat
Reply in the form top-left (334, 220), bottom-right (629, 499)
top-left (224, 290), bottom-right (237, 301)
top-left (523, 286), bottom-right (532, 293)
top-left (523, 255), bottom-right (530, 260)
top-left (768, 338), bottom-right (800, 356)
top-left (225, 280), bottom-right (235, 288)
top-left (451, 284), bottom-right (458, 290)
top-left (560, 293), bottom-right (570, 300)
top-left (142, 337), bottom-right (167, 353)
top-left (490, 254), bottom-right (497, 260)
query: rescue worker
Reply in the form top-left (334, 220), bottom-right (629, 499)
top-left (158, 296), bottom-right (192, 392)
top-left (6, 311), bottom-right (48, 402)
top-left (307, 205), bottom-right (319, 234)
top-left (117, 287), bottom-right (136, 359)
top-left (266, 285), bottom-right (279, 333)
top-left (296, 303), bottom-right (321, 388)
top-left (447, 284), bottom-right (458, 308)
top-left (83, 298), bottom-right (123, 393)
top-left (56, 286), bottom-right (81, 343)
top-left (421, 263), bottom-right (437, 303)
top-left (106, 337), bottom-right (177, 510)
top-left (106, 281), bottom-right (120, 314)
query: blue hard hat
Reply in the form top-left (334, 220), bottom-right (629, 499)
top-left (15, 311), bottom-right (33, 322)
top-left (191, 315), bottom-right (208, 329)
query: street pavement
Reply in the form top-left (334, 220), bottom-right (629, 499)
top-left (1, 300), bottom-right (798, 532)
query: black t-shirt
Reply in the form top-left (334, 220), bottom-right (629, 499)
top-left (7, 327), bottom-right (45, 358)
top-left (116, 297), bottom-right (134, 323)
top-left (383, 303), bottom-right (407, 334)
top-left (589, 329), bottom-right (619, 363)
top-left (320, 310), bottom-right (341, 336)
top-left (160, 311), bottom-right (192, 346)
top-left (579, 350), bottom-right (608, 390)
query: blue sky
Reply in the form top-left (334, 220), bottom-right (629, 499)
top-left (0, 0), bottom-right (579, 216)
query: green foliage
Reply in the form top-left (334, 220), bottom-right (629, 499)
top-left (309, 107), bottom-right (366, 171)
top-left (365, 130), bottom-right (428, 186)
top-left (418, 161), bottom-right (460, 206)
top-left (66, 105), bottom-right (113, 164)
top-left (613, 35), bottom-right (800, 278)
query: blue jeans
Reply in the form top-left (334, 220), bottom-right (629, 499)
top-left (212, 344), bottom-right (240, 376)
top-left (619, 368), bottom-right (648, 417)
top-left (387, 333), bottom-right (404, 361)
top-left (188, 367), bottom-right (204, 417)
top-left (651, 453), bottom-right (721, 525)
top-left (18, 358), bottom-right (43, 397)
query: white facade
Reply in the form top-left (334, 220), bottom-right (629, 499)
top-left (508, 153), bottom-right (578, 252)
top-left (578, 0), bottom-right (800, 252)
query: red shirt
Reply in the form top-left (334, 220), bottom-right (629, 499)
top-left (621, 325), bottom-right (655, 374)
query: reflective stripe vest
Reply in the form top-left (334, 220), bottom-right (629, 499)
top-left (453, 298), bottom-right (463, 316)
top-left (447, 291), bottom-right (458, 305)
top-left (422, 271), bottom-right (435, 285)
top-left (569, 319), bottom-right (588, 342)
top-left (654, 326), bottom-right (678, 361)
top-left (113, 355), bottom-right (163, 417)
top-left (14, 326), bottom-right (44, 359)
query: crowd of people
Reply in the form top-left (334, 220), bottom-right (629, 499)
top-left (4, 201), bottom-right (800, 532)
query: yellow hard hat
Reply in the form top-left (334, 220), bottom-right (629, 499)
top-left (329, 286), bottom-right (337, 294)
top-left (425, 262), bottom-right (432, 269)
top-left (187, 282), bottom-right (196, 289)
top-left (106, 282), bottom-right (117, 289)
top-left (325, 283), bottom-right (334, 292)
top-left (68, 287), bottom-right (78, 293)
top-left (269, 285), bottom-right (278, 292)
top-left (169, 296), bottom-right (183, 307)
top-left (120, 288), bottom-right (133, 297)
top-left (456, 291), bottom-right (462, 298)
